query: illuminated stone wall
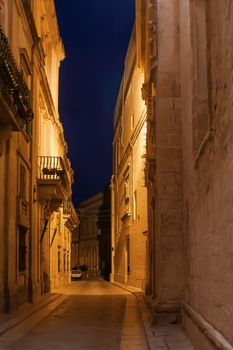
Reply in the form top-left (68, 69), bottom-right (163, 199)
top-left (138, 0), bottom-right (233, 348)
top-left (112, 27), bottom-right (148, 290)
top-left (135, 0), bottom-right (184, 313)
top-left (0, 0), bottom-right (37, 312)
top-left (0, 0), bottom-right (77, 312)
top-left (155, 0), bottom-right (184, 311)
top-left (180, 1), bottom-right (233, 348)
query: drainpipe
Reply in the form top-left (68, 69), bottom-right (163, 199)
top-left (110, 176), bottom-right (115, 282)
top-left (3, 138), bottom-right (10, 313)
top-left (28, 31), bottom-right (37, 303)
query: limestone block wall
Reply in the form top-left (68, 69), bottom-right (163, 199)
top-left (154, 0), bottom-right (184, 308)
top-left (180, 0), bottom-right (233, 348)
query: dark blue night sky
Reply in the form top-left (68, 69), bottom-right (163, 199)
top-left (54, 1), bottom-right (135, 206)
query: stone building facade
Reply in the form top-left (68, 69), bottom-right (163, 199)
top-left (0, 0), bottom-right (78, 313)
top-left (78, 193), bottom-right (103, 276)
top-left (112, 26), bottom-right (148, 290)
top-left (133, 0), bottom-right (233, 349)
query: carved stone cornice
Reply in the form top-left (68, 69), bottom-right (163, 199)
top-left (142, 81), bottom-right (155, 121)
top-left (43, 0), bottom-right (65, 61)
top-left (21, 0), bottom-right (38, 44)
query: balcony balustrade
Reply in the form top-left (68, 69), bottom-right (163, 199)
top-left (37, 156), bottom-right (72, 206)
top-left (38, 156), bottom-right (64, 180)
top-left (0, 26), bottom-right (33, 129)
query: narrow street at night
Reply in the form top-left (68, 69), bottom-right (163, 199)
top-left (0, 281), bottom-right (148, 350)
top-left (1, 1), bottom-right (233, 349)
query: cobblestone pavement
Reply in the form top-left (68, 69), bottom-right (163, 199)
top-left (0, 280), bottom-right (149, 350)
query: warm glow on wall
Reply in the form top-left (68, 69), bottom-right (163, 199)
top-left (40, 119), bottom-right (60, 157)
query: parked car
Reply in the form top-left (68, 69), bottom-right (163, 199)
top-left (71, 269), bottom-right (82, 281)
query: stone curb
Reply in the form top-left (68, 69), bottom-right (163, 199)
top-left (111, 282), bottom-right (195, 350)
top-left (111, 281), bottom-right (152, 350)
top-left (0, 293), bottom-right (64, 336)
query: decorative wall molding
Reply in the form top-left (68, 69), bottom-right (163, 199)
top-left (0, 142), bottom-right (3, 157)
top-left (182, 302), bottom-right (233, 350)
top-left (0, 0), bottom-right (5, 10)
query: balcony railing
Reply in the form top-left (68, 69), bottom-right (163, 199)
top-left (0, 26), bottom-right (33, 124)
top-left (38, 156), bottom-right (65, 180)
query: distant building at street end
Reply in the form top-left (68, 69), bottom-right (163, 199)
top-left (111, 25), bottom-right (148, 290)
top-left (97, 183), bottom-right (111, 281)
top-left (77, 193), bottom-right (104, 277)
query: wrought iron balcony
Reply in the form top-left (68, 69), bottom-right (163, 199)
top-left (37, 156), bottom-right (72, 205)
top-left (0, 26), bottom-right (33, 129)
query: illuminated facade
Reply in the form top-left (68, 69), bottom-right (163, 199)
top-left (136, 0), bottom-right (184, 313)
top-left (112, 26), bottom-right (148, 290)
top-left (0, 0), bottom-right (78, 313)
top-left (78, 193), bottom-right (103, 276)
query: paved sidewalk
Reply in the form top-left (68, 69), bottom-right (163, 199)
top-left (120, 294), bottom-right (149, 350)
top-left (0, 293), bottom-right (65, 336)
top-left (112, 282), bottom-right (194, 350)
